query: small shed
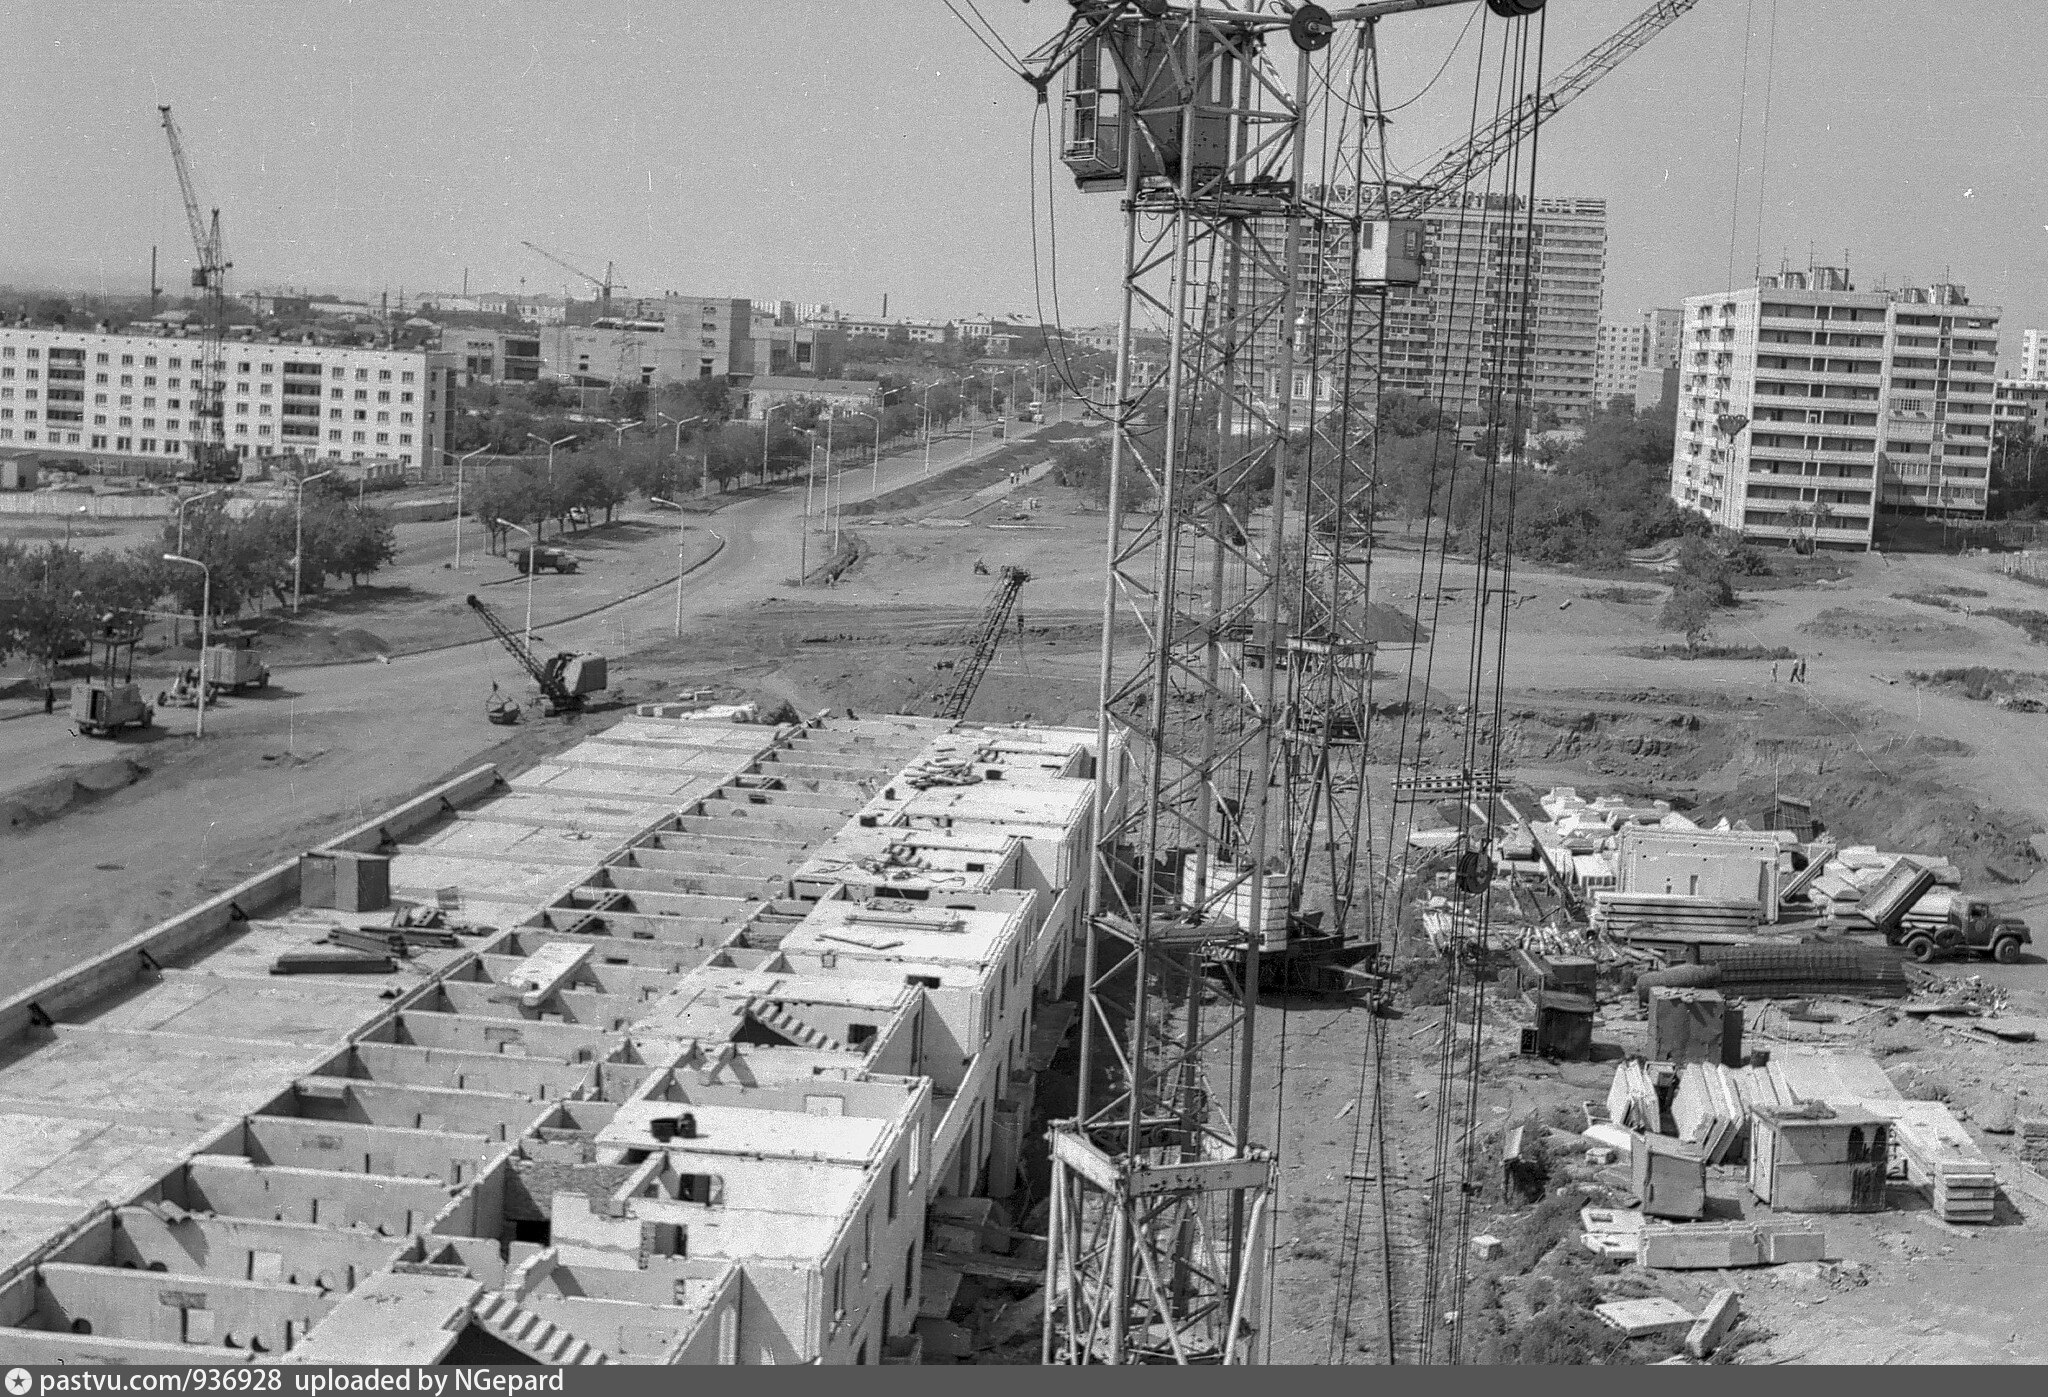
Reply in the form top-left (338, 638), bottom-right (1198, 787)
top-left (1632, 1132), bottom-right (1707, 1220)
top-left (0, 456), bottom-right (37, 491)
top-left (1648, 985), bottom-right (1728, 1065)
top-left (1747, 1103), bottom-right (1889, 1213)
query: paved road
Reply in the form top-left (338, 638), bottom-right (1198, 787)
top-left (0, 413), bottom-right (1065, 801)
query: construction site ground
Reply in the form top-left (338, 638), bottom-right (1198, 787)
top-left (15, 471), bottom-right (2048, 1360)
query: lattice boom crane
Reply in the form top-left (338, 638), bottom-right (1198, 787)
top-left (930, 566), bottom-right (1028, 720)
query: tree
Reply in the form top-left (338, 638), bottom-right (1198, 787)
top-left (1660, 587), bottom-right (1715, 655)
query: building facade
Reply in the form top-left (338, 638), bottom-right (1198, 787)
top-left (1994, 378), bottom-right (2048, 440)
top-left (0, 326), bottom-right (453, 473)
top-left (1644, 306), bottom-right (1684, 370)
top-left (540, 296), bottom-right (757, 389)
top-left (1668, 272), bottom-right (2000, 547)
top-left (440, 328), bottom-right (543, 385)
top-left (2020, 328), bottom-right (2048, 381)
top-left (1593, 320), bottom-right (1648, 406)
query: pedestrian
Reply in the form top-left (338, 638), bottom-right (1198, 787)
top-left (43, 684), bottom-right (55, 715)
top-left (1772, 663), bottom-right (1779, 683)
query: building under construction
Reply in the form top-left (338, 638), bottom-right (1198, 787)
top-left (0, 711), bottom-right (1115, 1363)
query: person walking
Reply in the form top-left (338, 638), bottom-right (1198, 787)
top-left (1772, 663), bottom-right (1780, 683)
top-left (43, 684), bottom-right (55, 715)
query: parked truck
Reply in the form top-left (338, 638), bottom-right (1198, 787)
top-left (1859, 856), bottom-right (2031, 963)
top-left (200, 628), bottom-right (271, 692)
top-left (512, 546), bottom-right (579, 575)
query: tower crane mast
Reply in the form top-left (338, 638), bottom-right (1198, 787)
top-left (158, 106), bottom-right (236, 481)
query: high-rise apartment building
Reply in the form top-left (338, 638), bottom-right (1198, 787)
top-left (1593, 320), bottom-right (1648, 405)
top-left (1669, 270), bottom-right (2000, 548)
top-left (1250, 192), bottom-right (1607, 427)
top-left (2018, 328), bottom-right (2048, 381)
top-left (0, 327), bottom-right (453, 472)
top-left (1644, 307), bottom-right (1684, 370)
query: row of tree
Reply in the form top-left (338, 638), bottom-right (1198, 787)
top-left (0, 488), bottom-right (396, 671)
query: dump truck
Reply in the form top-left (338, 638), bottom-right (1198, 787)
top-left (200, 627), bottom-right (270, 692)
top-left (1860, 856), bottom-right (2030, 963)
top-left (512, 545), bottom-right (579, 575)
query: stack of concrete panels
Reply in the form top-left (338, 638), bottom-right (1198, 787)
top-left (1591, 892), bottom-right (1761, 938)
top-left (1671, 1063), bottom-right (1788, 1164)
top-left (1858, 1099), bottom-right (1997, 1222)
top-left (1606, 1060), bottom-right (1664, 1133)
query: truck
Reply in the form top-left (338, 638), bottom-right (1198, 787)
top-left (200, 628), bottom-right (271, 692)
top-left (512, 545), bottom-right (579, 575)
top-left (1893, 890), bottom-right (2031, 964)
top-left (1860, 856), bottom-right (2031, 963)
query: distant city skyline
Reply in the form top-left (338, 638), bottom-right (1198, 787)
top-left (4, 2), bottom-right (2043, 355)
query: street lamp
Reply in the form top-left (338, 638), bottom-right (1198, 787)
top-left (293, 470), bottom-right (334, 615)
top-left (921, 379), bottom-right (952, 477)
top-left (800, 428), bottom-right (821, 584)
top-left (656, 412), bottom-right (706, 495)
top-left (162, 553), bottom-right (210, 739)
top-left (454, 446), bottom-right (488, 570)
top-left (650, 496), bottom-right (689, 637)
top-left (843, 410), bottom-right (881, 514)
top-left (527, 432), bottom-right (577, 481)
top-left (497, 519), bottom-right (536, 654)
top-left (610, 419), bottom-right (642, 449)
top-left (175, 488), bottom-right (223, 557)
top-left (62, 504), bottom-right (88, 549)
top-left (760, 402), bottom-right (795, 488)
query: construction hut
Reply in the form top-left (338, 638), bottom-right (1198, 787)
top-left (1747, 1102), bottom-right (1890, 1213)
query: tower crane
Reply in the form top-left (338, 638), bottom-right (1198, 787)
top-left (158, 106), bottom-right (236, 482)
top-left (520, 241), bottom-right (621, 319)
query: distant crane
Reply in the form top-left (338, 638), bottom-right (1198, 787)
top-left (520, 241), bottom-right (621, 319)
top-left (158, 105), bottom-right (236, 482)
top-left (929, 566), bottom-right (1028, 721)
top-left (465, 594), bottom-right (609, 718)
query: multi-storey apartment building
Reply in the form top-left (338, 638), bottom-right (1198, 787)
top-left (2019, 328), bottom-right (2048, 381)
top-left (1669, 271), bottom-right (2000, 547)
top-left (0, 326), bottom-right (454, 472)
top-left (1644, 307), bottom-right (1684, 370)
top-left (540, 296), bottom-right (757, 388)
top-left (1593, 319), bottom-right (1648, 406)
top-left (1249, 192), bottom-right (1606, 427)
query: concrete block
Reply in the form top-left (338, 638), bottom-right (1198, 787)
top-left (1759, 1226), bottom-right (1827, 1263)
top-left (1471, 1234), bottom-right (1503, 1261)
top-left (1586, 1147), bottom-right (1616, 1166)
top-left (1685, 1288), bottom-right (1742, 1359)
top-left (1637, 1222), bottom-right (1760, 1270)
top-left (1594, 1296), bottom-right (1695, 1339)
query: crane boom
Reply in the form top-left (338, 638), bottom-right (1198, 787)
top-left (465, 594), bottom-right (587, 713)
top-left (931, 567), bottom-right (1028, 720)
top-left (519, 241), bottom-right (618, 316)
top-left (159, 107), bottom-right (220, 276)
top-left (1386, 0), bottom-right (1701, 215)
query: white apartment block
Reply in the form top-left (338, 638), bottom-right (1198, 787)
top-left (2020, 328), bottom-right (2048, 381)
top-left (0, 327), bottom-right (454, 472)
top-left (1593, 320), bottom-right (1647, 406)
top-left (1644, 306), bottom-right (1684, 370)
top-left (1669, 271), bottom-right (1999, 548)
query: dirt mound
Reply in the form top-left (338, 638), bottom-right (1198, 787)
top-left (1908, 667), bottom-right (2048, 702)
top-left (2, 757), bottom-right (148, 831)
top-left (1799, 606), bottom-right (1976, 648)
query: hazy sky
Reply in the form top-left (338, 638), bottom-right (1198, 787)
top-left (4, 1), bottom-right (2045, 354)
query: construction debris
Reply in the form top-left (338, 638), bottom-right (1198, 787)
top-left (1685, 1289), bottom-right (1743, 1360)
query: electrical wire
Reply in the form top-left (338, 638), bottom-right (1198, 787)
top-left (1725, 0), bottom-right (1757, 291)
top-left (1752, 0), bottom-right (1779, 280)
top-left (941, 0), bottom-right (1030, 80)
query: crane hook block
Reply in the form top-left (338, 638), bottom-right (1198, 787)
top-left (1289, 4), bottom-right (1334, 50)
top-left (1486, 0), bottom-right (1545, 15)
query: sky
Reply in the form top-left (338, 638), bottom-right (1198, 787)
top-left (4, 1), bottom-right (2046, 357)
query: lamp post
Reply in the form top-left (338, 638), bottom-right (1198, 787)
top-left (163, 553), bottom-right (210, 738)
top-left (843, 410), bottom-right (880, 514)
top-left (609, 419), bottom-right (642, 449)
top-left (822, 411), bottom-right (840, 558)
top-left (293, 470), bottom-right (334, 615)
top-left (921, 378), bottom-right (957, 477)
top-left (527, 432), bottom-right (576, 482)
top-left (760, 403), bottom-right (794, 489)
top-left (63, 505), bottom-right (88, 549)
top-left (655, 412), bottom-right (705, 493)
top-left (498, 519), bottom-right (536, 654)
top-left (650, 496), bottom-right (688, 637)
top-left (175, 488), bottom-right (222, 558)
top-left (800, 429), bottom-right (820, 585)
top-left (454, 447), bottom-right (487, 570)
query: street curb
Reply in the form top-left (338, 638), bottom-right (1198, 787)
top-left (278, 531), bottom-right (728, 671)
